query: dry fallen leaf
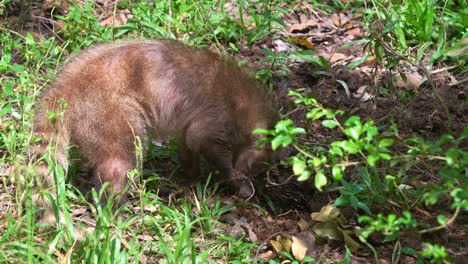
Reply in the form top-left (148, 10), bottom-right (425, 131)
top-left (229, 216), bottom-right (258, 242)
top-left (353, 85), bottom-right (373, 102)
top-left (291, 236), bottom-right (308, 261)
top-left (273, 39), bottom-right (293, 53)
top-left (100, 9), bottom-right (133, 28)
top-left (279, 236), bottom-right (292, 253)
top-left (362, 56), bottom-right (378, 67)
top-left (342, 22), bottom-right (354, 30)
top-left (396, 71), bottom-right (427, 90)
top-left (311, 204), bottom-right (346, 224)
top-left (353, 13), bottom-right (364, 20)
top-left (270, 235), bottom-right (292, 254)
top-left (143, 204), bottom-right (159, 213)
top-left (137, 234), bottom-right (154, 241)
top-left (247, 227), bottom-right (258, 242)
top-left (71, 207), bottom-right (87, 216)
top-left (228, 224), bottom-right (246, 239)
top-left (329, 53), bottom-right (349, 63)
top-left (287, 37), bottom-right (315, 50)
top-left (339, 13), bottom-right (351, 26)
top-left (311, 205), bottom-right (361, 252)
top-left (346, 27), bottom-right (363, 37)
top-left (297, 218), bottom-right (309, 231)
top-left (258, 250), bottom-right (276, 261)
top-left (340, 228), bottom-right (360, 252)
top-left (313, 221), bottom-right (343, 241)
top-left (270, 239), bottom-right (284, 253)
top-left (288, 19), bottom-right (318, 34)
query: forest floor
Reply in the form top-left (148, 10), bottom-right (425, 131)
top-left (234, 8), bottom-right (467, 263)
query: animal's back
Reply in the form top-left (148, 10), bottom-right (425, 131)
top-left (30, 40), bottom-right (278, 225)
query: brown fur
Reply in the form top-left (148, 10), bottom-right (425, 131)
top-left (32, 40), bottom-right (278, 220)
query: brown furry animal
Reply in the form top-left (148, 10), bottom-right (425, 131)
top-left (32, 40), bottom-right (278, 221)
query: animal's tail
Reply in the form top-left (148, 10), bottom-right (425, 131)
top-left (29, 101), bottom-right (70, 224)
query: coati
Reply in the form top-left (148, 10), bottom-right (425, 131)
top-left (32, 40), bottom-right (278, 222)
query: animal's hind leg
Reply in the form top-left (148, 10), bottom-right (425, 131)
top-left (94, 155), bottom-right (134, 205)
top-left (75, 113), bottom-right (143, 207)
top-left (29, 111), bottom-right (70, 225)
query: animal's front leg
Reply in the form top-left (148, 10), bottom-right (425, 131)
top-left (177, 139), bottom-right (201, 179)
top-left (200, 142), bottom-right (254, 198)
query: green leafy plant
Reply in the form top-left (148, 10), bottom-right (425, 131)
top-left (255, 90), bottom-right (467, 261)
top-left (123, 0), bottom-right (285, 48)
top-left (421, 243), bottom-right (452, 264)
top-left (73, 184), bottom-right (141, 263)
top-left (256, 49), bottom-right (290, 90)
top-left (363, 0), bottom-right (467, 68)
top-left (55, 1), bottom-right (112, 51)
top-left (255, 90), bottom-right (396, 192)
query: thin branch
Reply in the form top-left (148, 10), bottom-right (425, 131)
top-left (418, 206), bottom-right (461, 234)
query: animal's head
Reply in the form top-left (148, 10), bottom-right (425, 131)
top-left (234, 132), bottom-right (279, 177)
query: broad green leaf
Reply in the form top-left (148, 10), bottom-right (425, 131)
top-left (315, 172), bottom-right (327, 191)
top-left (356, 201), bottom-right (372, 215)
top-left (445, 148), bottom-right (458, 166)
top-left (312, 157), bottom-right (322, 167)
top-left (307, 108), bottom-right (326, 120)
top-left (365, 126), bottom-right (378, 140)
top-left (378, 138), bottom-right (394, 148)
top-left (339, 39), bottom-right (370, 48)
top-left (382, 20), bottom-right (399, 35)
top-left (344, 127), bottom-right (361, 141)
top-left (322, 120), bottom-right (339, 129)
top-left (8, 64), bottom-right (25, 72)
top-left (297, 170), bottom-right (311, 182)
top-left (332, 165), bottom-right (343, 180)
top-left (401, 247), bottom-right (419, 257)
top-left (329, 146), bottom-right (343, 157)
top-left (3, 83), bottom-right (13, 96)
top-left (252, 128), bottom-right (271, 135)
top-left (271, 135), bottom-right (292, 150)
top-left (0, 103), bottom-right (12, 116)
top-left (349, 195), bottom-right (360, 211)
top-left (378, 153), bottom-right (392, 160)
top-left (437, 214), bottom-right (447, 225)
top-left (275, 119), bottom-right (294, 132)
top-left (292, 157), bottom-right (306, 176)
top-left (383, 233), bottom-right (399, 242)
top-left (367, 154), bottom-right (380, 166)
top-left (289, 127), bottom-right (306, 135)
top-left (25, 32), bottom-right (35, 45)
top-left (394, 23), bottom-right (407, 49)
top-left (334, 196), bottom-right (350, 207)
top-left (344, 116), bottom-right (361, 126)
top-left (340, 141), bottom-right (361, 154)
top-left (342, 247), bottom-right (352, 263)
top-left (347, 55), bottom-right (370, 69)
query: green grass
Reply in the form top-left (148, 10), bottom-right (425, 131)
top-left (362, 0), bottom-right (467, 68)
top-left (1, 0), bottom-right (467, 263)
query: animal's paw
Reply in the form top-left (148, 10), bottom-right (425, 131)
top-left (233, 170), bottom-right (255, 200)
